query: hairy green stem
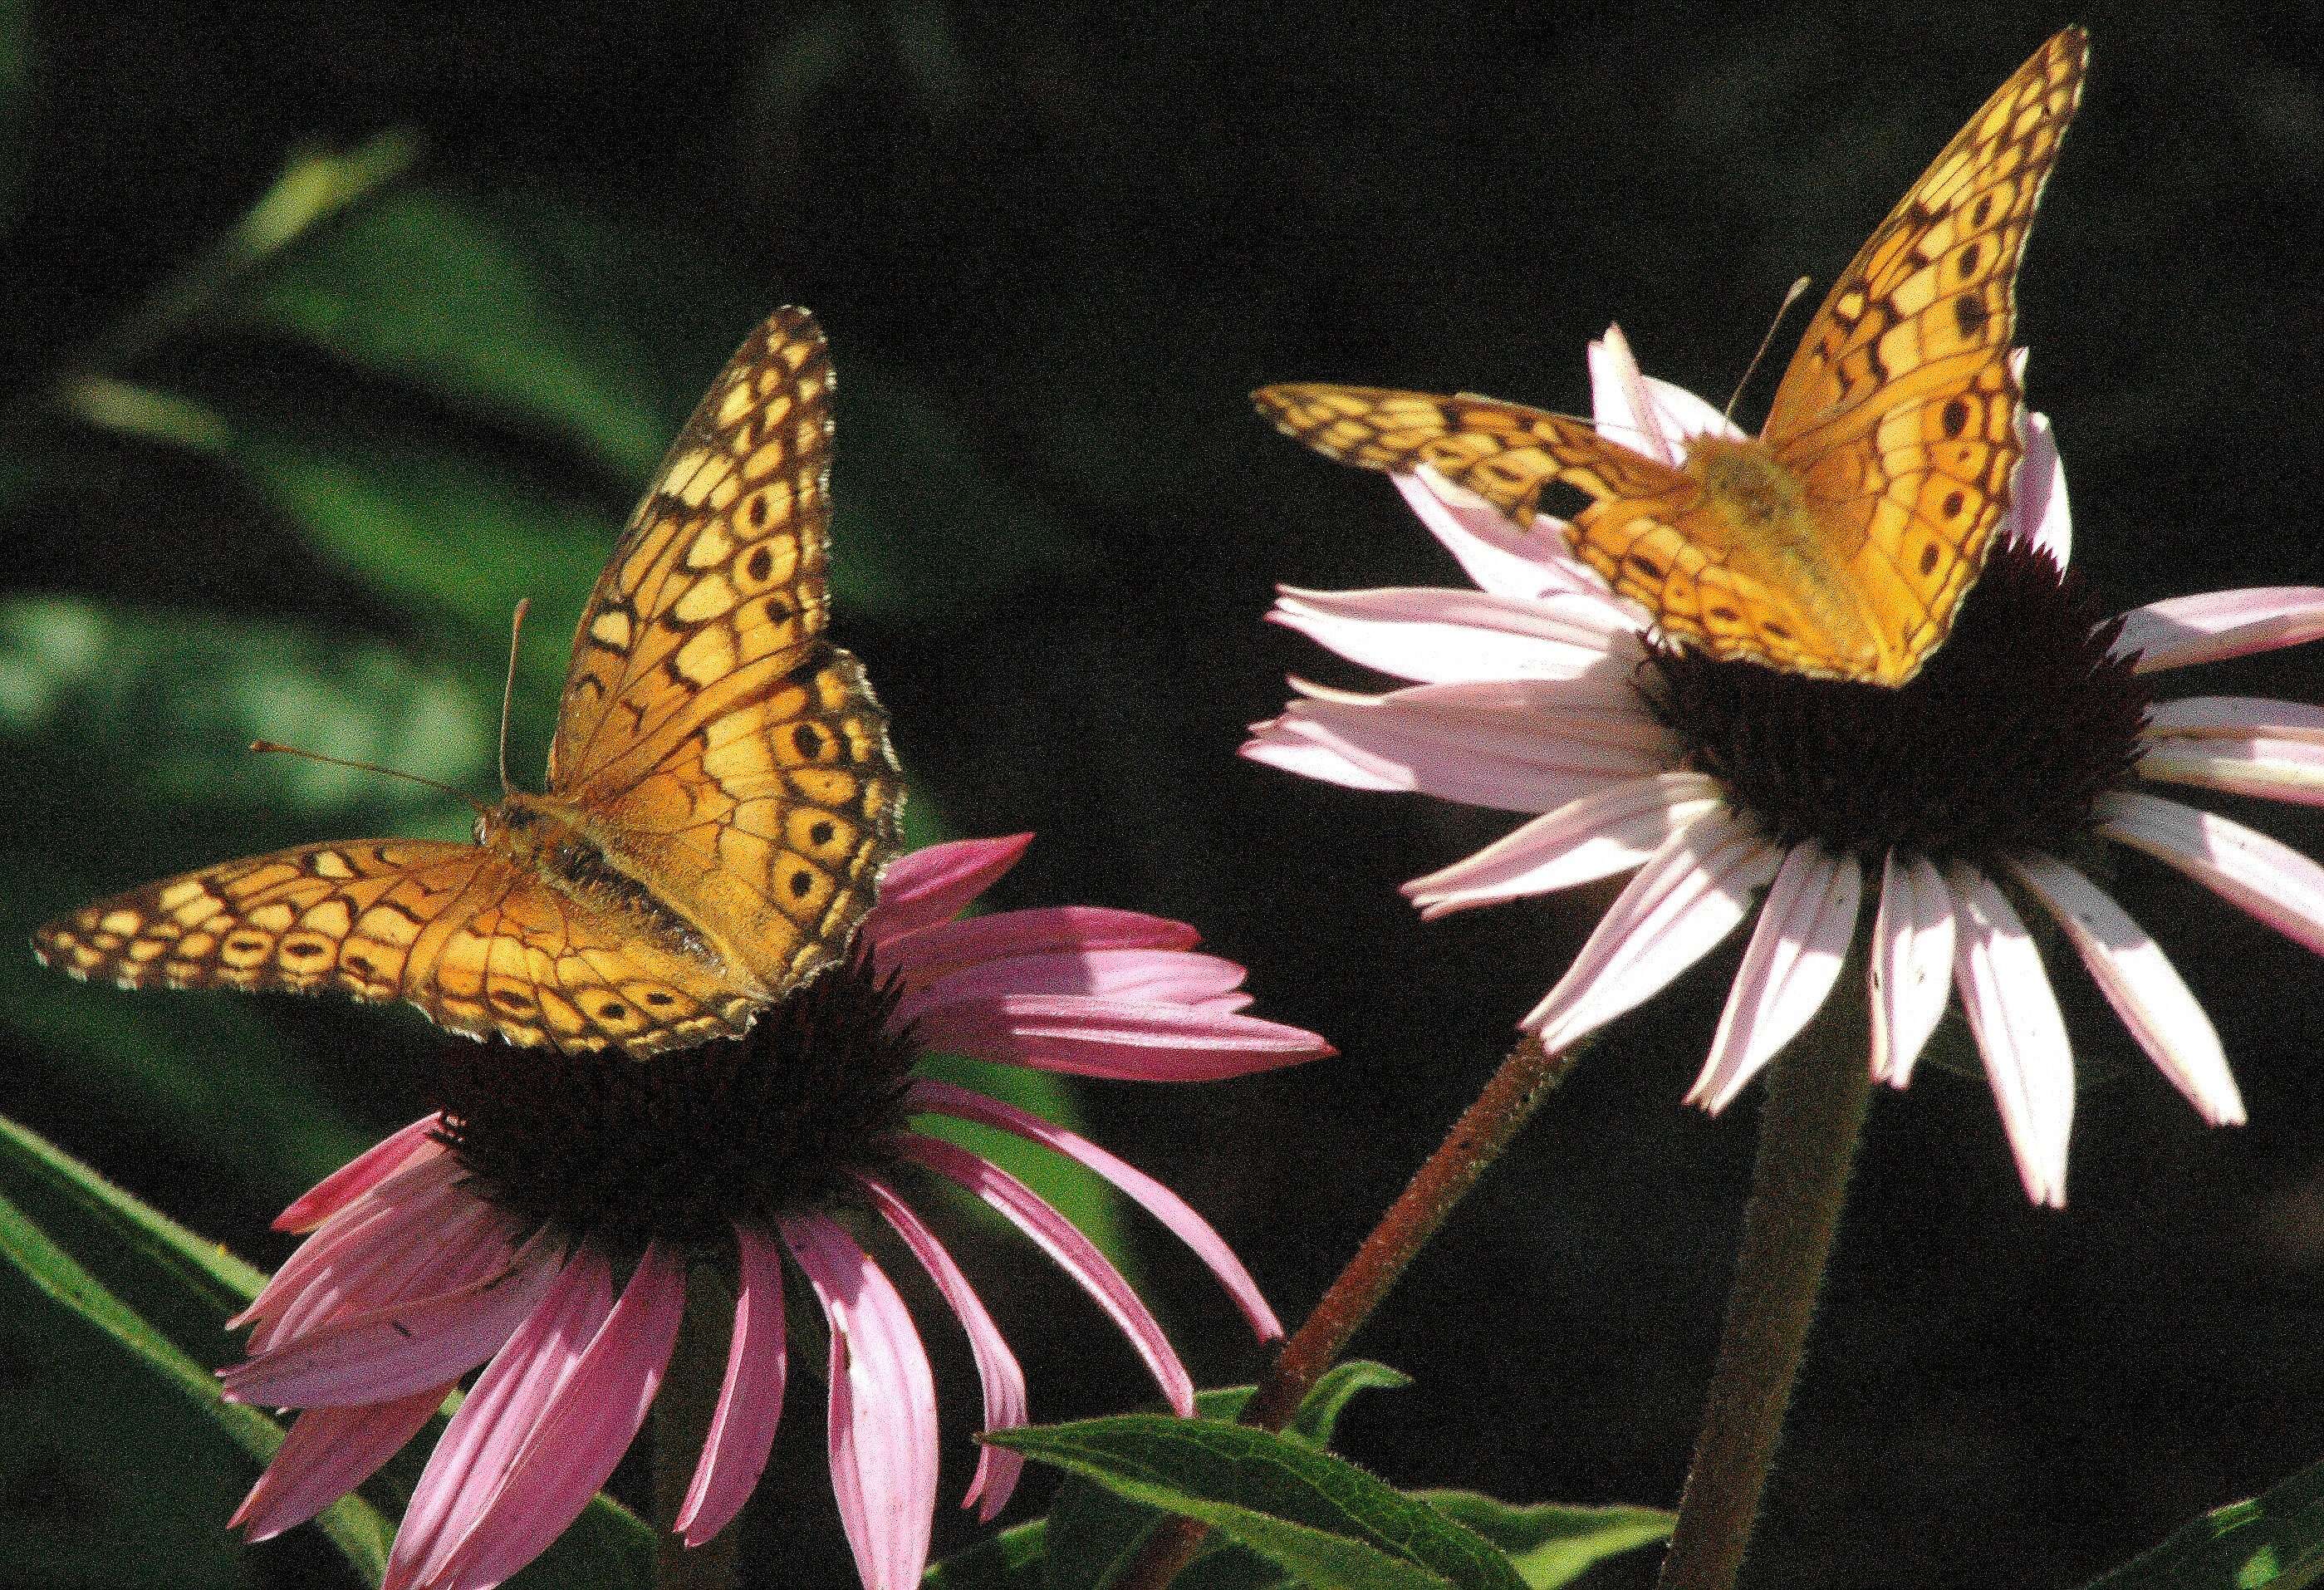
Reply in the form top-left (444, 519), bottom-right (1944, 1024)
top-left (1655, 1042), bottom-right (1873, 1590)
top-left (1113, 1033), bottom-right (1585, 1590)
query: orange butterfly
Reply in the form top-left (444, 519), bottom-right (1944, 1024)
top-left (1256, 27), bottom-right (2086, 687)
top-left (34, 307), bottom-right (905, 1057)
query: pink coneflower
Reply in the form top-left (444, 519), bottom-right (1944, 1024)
top-left (1245, 326), bottom-right (2324, 1207)
top-left (219, 834), bottom-right (1331, 1590)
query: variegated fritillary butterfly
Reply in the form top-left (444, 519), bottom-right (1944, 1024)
top-left (33, 307), bottom-right (905, 1057)
top-left (1255, 27), bottom-right (2087, 688)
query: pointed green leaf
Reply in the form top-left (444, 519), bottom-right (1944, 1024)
top-left (2081, 1456), bottom-right (2324, 1589)
top-left (989, 1415), bottom-right (1526, 1590)
top-left (1412, 1494), bottom-right (1671, 1589)
top-left (1292, 1362), bottom-right (1413, 1448)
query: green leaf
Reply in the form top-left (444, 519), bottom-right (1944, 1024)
top-left (924, 1519), bottom-right (1049, 1589)
top-left (1043, 1369), bottom-right (1411, 1590)
top-left (0, 1117), bottom-right (394, 1578)
top-left (2081, 1456), bottom-right (2324, 1589)
top-left (990, 1415), bottom-right (1527, 1590)
top-left (1413, 1494), bottom-right (1671, 1590)
top-left (233, 187), bottom-right (682, 479)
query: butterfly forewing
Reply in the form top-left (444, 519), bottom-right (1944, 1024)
top-left (36, 307), bottom-right (905, 1057)
top-left (1252, 27), bottom-right (2087, 689)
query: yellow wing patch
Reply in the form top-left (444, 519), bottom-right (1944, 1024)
top-left (34, 307), bottom-right (905, 1058)
top-left (1253, 27), bottom-right (2087, 687)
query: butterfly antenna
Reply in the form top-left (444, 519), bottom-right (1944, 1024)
top-left (498, 597), bottom-right (530, 798)
top-left (1723, 276), bottom-right (1815, 426)
top-left (248, 742), bottom-right (491, 819)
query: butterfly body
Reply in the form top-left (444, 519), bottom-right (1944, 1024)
top-left (35, 307), bottom-right (905, 1057)
top-left (1254, 27), bottom-right (2087, 688)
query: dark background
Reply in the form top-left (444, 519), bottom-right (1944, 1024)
top-left (3, 2), bottom-right (2322, 1586)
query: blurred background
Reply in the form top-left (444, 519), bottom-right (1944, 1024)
top-left (2, 2), bottom-right (2320, 1585)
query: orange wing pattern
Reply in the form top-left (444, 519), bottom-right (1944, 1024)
top-left (32, 842), bottom-right (758, 1054)
top-left (1253, 28), bottom-right (2087, 687)
top-left (33, 307), bottom-right (905, 1057)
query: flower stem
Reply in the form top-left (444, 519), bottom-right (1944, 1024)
top-left (1654, 1041), bottom-right (1873, 1590)
top-left (654, 1269), bottom-right (739, 1590)
top-left (1114, 1032), bottom-right (1584, 1590)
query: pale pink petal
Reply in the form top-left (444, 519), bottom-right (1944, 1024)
top-left (908, 994), bottom-right (1329, 1080)
top-left (2096, 788), bottom-right (2324, 956)
top-left (1868, 851), bottom-right (1957, 1087)
top-left (2145, 696), bottom-right (2324, 742)
top-left (1403, 772), bottom-right (1725, 917)
top-left (1243, 679), bottom-right (1673, 813)
top-left (224, 1236), bottom-right (561, 1409)
top-left (233, 1384), bottom-right (450, 1542)
top-left (275, 1116), bottom-right (447, 1232)
top-left (428, 1244), bottom-right (686, 1590)
top-left (907, 1077), bottom-right (1282, 1341)
top-left (859, 836), bottom-right (1032, 949)
top-left (385, 1249), bottom-right (612, 1590)
top-left (2137, 734), bottom-right (2324, 807)
top-left (857, 1175), bottom-right (1028, 1521)
top-left (893, 949), bottom-right (1250, 1027)
top-left (675, 1225), bottom-right (790, 1547)
top-left (233, 1153), bottom-right (478, 1334)
top-left (894, 1132), bottom-right (1194, 1416)
top-left (1268, 586), bottom-right (1635, 683)
top-left (782, 1212), bottom-right (939, 1590)
top-left (1947, 865), bottom-right (2074, 1209)
top-left (2004, 852), bottom-right (2243, 1126)
top-left (1688, 843), bottom-right (1863, 1112)
top-left (250, 1196), bottom-right (519, 1356)
top-left (1523, 807), bottom-right (1785, 1053)
top-left (1587, 326), bottom-right (1742, 459)
top-left (1392, 469), bottom-right (1616, 604)
top-left (878, 908), bottom-right (1199, 988)
top-left (2012, 410), bottom-right (2071, 566)
top-left (2116, 588), bottom-right (2324, 673)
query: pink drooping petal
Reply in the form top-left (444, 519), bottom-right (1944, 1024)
top-left (385, 1249), bottom-right (613, 1590)
top-left (894, 1132), bottom-right (1195, 1416)
top-left (906, 989), bottom-right (1265, 1069)
top-left (1392, 469), bottom-right (1616, 604)
top-left (1523, 807), bottom-right (1785, 1053)
top-left (1269, 585), bottom-right (1637, 684)
top-left (224, 1235), bottom-right (561, 1409)
top-left (782, 1212), bottom-right (939, 1590)
top-left (877, 908), bottom-right (1199, 989)
top-left (233, 1383), bottom-right (451, 1542)
top-left (893, 949), bottom-right (1252, 1029)
top-left (1947, 865), bottom-right (2074, 1209)
top-left (248, 1196), bottom-right (522, 1357)
top-left (906, 994), bottom-right (1331, 1080)
top-left (1403, 771), bottom-right (1725, 918)
top-left (856, 1174), bottom-right (1028, 1521)
top-left (233, 1152), bottom-right (479, 1335)
top-left (675, 1224), bottom-right (790, 1547)
top-left (1688, 843), bottom-right (1863, 1113)
top-left (2012, 410), bottom-right (2071, 566)
top-left (2115, 587), bottom-right (2324, 673)
top-left (2004, 851), bottom-right (2243, 1126)
top-left (424, 1244), bottom-right (686, 1590)
top-left (1868, 851), bottom-right (1957, 1087)
top-left (2145, 695), bottom-right (2324, 741)
top-left (1243, 678), bottom-right (1674, 813)
top-left (275, 1116), bottom-right (447, 1232)
top-left (2096, 788), bottom-right (2324, 957)
top-left (859, 836), bottom-right (1032, 951)
top-left (1587, 326), bottom-right (1742, 460)
top-left (2137, 734), bottom-right (2324, 807)
top-left (907, 1077), bottom-right (1282, 1342)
